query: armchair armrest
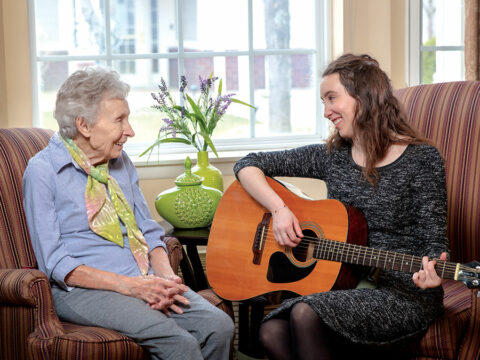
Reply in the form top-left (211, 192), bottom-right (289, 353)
top-left (164, 236), bottom-right (183, 275)
top-left (1, 268), bottom-right (51, 305)
top-left (0, 268), bottom-right (65, 336)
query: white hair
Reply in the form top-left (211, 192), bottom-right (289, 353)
top-left (54, 67), bottom-right (130, 139)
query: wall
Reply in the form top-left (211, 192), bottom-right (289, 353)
top-left (0, 1), bottom-right (32, 128)
top-left (0, 2), bottom-right (7, 127)
top-left (342, 0), bottom-right (406, 89)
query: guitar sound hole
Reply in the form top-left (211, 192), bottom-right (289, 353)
top-left (292, 229), bottom-right (317, 262)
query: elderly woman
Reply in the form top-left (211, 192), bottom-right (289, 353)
top-left (22, 68), bottom-right (234, 360)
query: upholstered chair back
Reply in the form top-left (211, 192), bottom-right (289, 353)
top-left (395, 82), bottom-right (480, 263)
top-left (0, 128), bottom-right (54, 269)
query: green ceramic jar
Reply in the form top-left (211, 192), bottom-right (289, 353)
top-left (155, 157), bottom-right (223, 229)
top-left (192, 151), bottom-right (223, 192)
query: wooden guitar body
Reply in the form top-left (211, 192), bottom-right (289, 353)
top-left (206, 178), bottom-right (368, 301)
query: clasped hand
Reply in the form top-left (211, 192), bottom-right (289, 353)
top-left (128, 274), bottom-right (189, 315)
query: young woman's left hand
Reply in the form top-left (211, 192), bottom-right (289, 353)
top-left (412, 252), bottom-right (448, 289)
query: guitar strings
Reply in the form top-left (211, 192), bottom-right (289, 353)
top-left (255, 233), bottom-right (470, 274)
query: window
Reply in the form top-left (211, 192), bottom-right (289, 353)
top-left (29, 0), bottom-right (330, 160)
top-left (408, 0), bottom-right (465, 85)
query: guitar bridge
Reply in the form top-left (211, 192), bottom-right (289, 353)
top-left (252, 213), bottom-right (271, 265)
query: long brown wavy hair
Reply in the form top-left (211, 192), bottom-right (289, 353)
top-left (323, 53), bottom-right (428, 186)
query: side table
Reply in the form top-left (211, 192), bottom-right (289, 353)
top-left (170, 227), bottom-right (210, 291)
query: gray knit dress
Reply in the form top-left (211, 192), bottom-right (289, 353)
top-left (233, 143), bottom-right (448, 346)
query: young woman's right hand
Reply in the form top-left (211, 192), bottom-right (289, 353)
top-left (271, 205), bottom-right (303, 248)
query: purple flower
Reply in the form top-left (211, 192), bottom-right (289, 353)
top-left (199, 76), bottom-right (208, 94)
top-left (162, 118), bottom-right (173, 125)
top-left (217, 93), bottom-right (234, 116)
top-left (151, 91), bottom-right (166, 106)
top-left (158, 78), bottom-right (169, 96)
top-left (179, 76), bottom-right (188, 93)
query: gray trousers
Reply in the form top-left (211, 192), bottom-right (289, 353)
top-left (51, 286), bottom-right (234, 360)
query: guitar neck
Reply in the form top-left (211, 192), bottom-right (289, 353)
top-left (314, 238), bottom-right (458, 280)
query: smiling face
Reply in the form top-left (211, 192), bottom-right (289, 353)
top-left (76, 97), bottom-right (134, 165)
top-left (320, 73), bottom-right (358, 140)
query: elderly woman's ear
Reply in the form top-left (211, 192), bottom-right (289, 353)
top-left (75, 117), bottom-right (91, 138)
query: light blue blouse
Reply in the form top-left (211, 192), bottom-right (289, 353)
top-left (22, 133), bottom-right (166, 290)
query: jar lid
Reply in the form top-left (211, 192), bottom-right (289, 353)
top-left (174, 156), bottom-right (203, 186)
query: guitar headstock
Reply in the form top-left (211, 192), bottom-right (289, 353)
top-left (457, 261), bottom-right (480, 288)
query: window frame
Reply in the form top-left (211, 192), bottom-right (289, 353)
top-left (28, 0), bottom-right (332, 165)
top-left (407, 0), bottom-right (465, 86)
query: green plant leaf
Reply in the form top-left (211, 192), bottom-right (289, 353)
top-left (218, 78), bottom-right (223, 95)
top-left (231, 98), bottom-right (255, 108)
top-left (186, 94), bottom-right (207, 125)
top-left (139, 137), bottom-right (192, 157)
top-left (201, 132), bottom-right (218, 157)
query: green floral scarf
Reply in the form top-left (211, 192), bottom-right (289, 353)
top-left (61, 136), bottom-right (149, 275)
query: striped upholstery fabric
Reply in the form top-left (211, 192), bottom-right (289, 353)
top-left (394, 82), bottom-right (480, 360)
top-left (0, 128), bottom-right (53, 269)
top-left (395, 82), bottom-right (480, 264)
top-left (0, 128), bottom-right (206, 359)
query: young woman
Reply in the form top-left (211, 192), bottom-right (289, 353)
top-left (234, 54), bottom-right (448, 359)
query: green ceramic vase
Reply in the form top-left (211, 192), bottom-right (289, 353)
top-left (155, 157), bottom-right (223, 229)
top-left (192, 151), bottom-right (223, 192)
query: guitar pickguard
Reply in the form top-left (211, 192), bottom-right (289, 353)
top-left (267, 252), bottom-right (316, 283)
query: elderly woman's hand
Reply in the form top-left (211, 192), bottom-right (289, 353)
top-left (412, 252), bottom-right (448, 289)
top-left (122, 274), bottom-right (189, 315)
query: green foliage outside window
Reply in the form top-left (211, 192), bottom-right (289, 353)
top-left (422, 36), bottom-right (436, 84)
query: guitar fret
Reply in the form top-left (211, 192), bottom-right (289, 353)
top-left (337, 241), bottom-right (343, 262)
top-left (331, 240), bottom-right (336, 261)
top-left (392, 252), bottom-right (396, 270)
top-left (384, 250), bottom-right (389, 269)
top-left (351, 244), bottom-right (358, 264)
top-left (440, 260), bottom-right (446, 278)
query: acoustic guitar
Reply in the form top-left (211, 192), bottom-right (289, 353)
top-left (206, 177), bottom-right (480, 301)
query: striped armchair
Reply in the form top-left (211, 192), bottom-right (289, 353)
top-left (0, 128), bottom-right (232, 359)
top-left (394, 82), bottom-right (480, 360)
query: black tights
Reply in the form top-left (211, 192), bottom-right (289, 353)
top-left (258, 302), bottom-right (405, 360)
top-left (259, 302), bottom-right (336, 360)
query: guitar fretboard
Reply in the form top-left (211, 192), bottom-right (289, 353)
top-left (313, 238), bottom-right (457, 280)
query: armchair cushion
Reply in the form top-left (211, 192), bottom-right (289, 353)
top-left (28, 323), bottom-right (143, 360)
top-left (409, 280), bottom-right (472, 359)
